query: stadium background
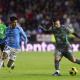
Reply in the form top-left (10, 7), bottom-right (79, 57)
top-left (0, 0), bottom-right (80, 80)
top-left (0, 0), bottom-right (80, 52)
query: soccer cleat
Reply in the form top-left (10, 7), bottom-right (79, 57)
top-left (52, 72), bottom-right (61, 76)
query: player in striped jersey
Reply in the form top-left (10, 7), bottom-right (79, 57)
top-left (3, 16), bottom-right (27, 69)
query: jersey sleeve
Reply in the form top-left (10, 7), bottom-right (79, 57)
top-left (64, 24), bottom-right (74, 33)
top-left (4, 24), bottom-right (7, 34)
top-left (18, 26), bottom-right (28, 43)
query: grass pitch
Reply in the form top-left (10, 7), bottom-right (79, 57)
top-left (0, 52), bottom-right (80, 80)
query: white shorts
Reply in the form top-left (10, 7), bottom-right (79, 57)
top-left (3, 46), bottom-right (21, 61)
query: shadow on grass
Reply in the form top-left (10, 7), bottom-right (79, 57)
top-left (0, 72), bottom-right (52, 78)
top-left (0, 72), bottom-right (80, 79)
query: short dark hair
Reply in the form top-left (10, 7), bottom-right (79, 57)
top-left (10, 16), bottom-right (18, 22)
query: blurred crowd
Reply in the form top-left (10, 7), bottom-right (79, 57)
top-left (0, 0), bottom-right (80, 34)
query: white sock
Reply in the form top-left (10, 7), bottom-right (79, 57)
top-left (56, 70), bottom-right (60, 73)
top-left (0, 59), bottom-right (3, 68)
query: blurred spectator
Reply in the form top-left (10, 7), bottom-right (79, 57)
top-left (0, 0), bottom-right (79, 35)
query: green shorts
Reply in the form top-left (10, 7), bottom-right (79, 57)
top-left (55, 48), bottom-right (73, 59)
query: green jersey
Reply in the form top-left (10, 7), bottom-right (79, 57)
top-left (52, 26), bottom-right (70, 49)
top-left (0, 23), bottom-right (6, 39)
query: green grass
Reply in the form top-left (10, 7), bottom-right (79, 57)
top-left (0, 52), bottom-right (80, 80)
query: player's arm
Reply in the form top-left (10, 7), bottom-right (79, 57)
top-left (64, 24), bottom-right (74, 34)
top-left (4, 25), bottom-right (7, 35)
top-left (65, 24), bottom-right (80, 38)
top-left (18, 27), bottom-right (28, 43)
top-left (72, 33), bottom-right (80, 38)
top-left (38, 24), bottom-right (52, 31)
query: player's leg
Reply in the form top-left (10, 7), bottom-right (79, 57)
top-left (0, 43), bottom-right (6, 68)
top-left (53, 50), bottom-right (63, 76)
top-left (3, 46), bottom-right (12, 68)
top-left (2, 52), bottom-right (8, 66)
top-left (7, 59), bottom-right (15, 69)
top-left (0, 49), bottom-right (3, 68)
top-left (3, 50), bottom-right (15, 69)
top-left (1, 43), bottom-right (7, 67)
top-left (7, 49), bottom-right (17, 69)
top-left (63, 50), bottom-right (80, 64)
top-left (2, 45), bottom-right (10, 68)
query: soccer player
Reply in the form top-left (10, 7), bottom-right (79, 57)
top-left (0, 18), bottom-right (7, 68)
top-left (2, 16), bottom-right (27, 69)
top-left (40, 19), bottom-right (80, 76)
top-left (51, 19), bottom-right (80, 76)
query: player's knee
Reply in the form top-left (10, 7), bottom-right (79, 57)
top-left (3, 52), bottom-right (8, 60)
top-left (55, 57), bottom-right (61, 62)
top-left (7, 59), bottom-right (14, 68)
top-left (71, 59), bottom-right (76, 63)
top-left (7, 63), bottom-right (11, 68)
top-left (55, 59), bottom-right (60, 63)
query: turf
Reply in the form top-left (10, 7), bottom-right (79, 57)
top-left (0, 52), bottom-right (80, 80)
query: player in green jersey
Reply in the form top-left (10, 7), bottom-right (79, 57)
top-left (52, 19), bottom-right (80, 76)
top-left (39, 18), bottom-right (80, 76)
top-left (0, 18), bottom-right (7, 68)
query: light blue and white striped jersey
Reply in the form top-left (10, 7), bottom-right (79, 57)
top-left (6, 25), bottom-right (27, 49)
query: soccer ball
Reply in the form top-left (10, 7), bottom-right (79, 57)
top-left (69, 67), bottom-right (78, 76)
